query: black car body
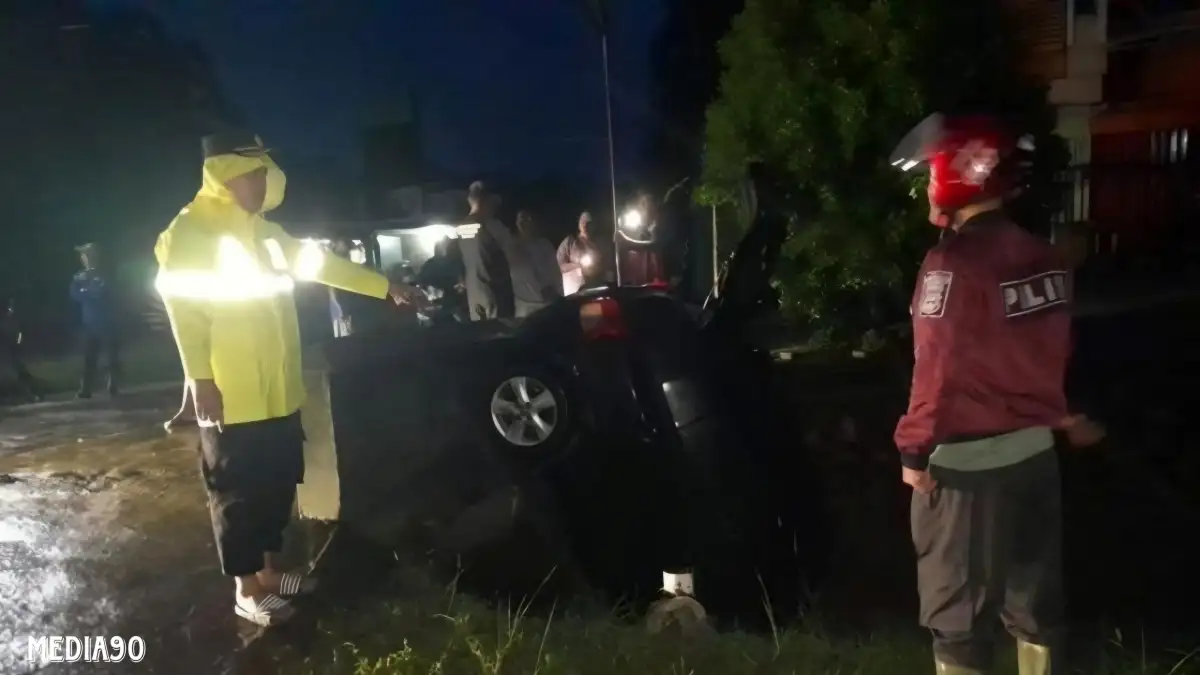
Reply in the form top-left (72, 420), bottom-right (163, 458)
top-left (295, 173), bottom-right (815, 613)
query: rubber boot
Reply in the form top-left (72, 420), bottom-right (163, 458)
top-left (935, 661), bottom-right (985, 675)
top-left (1017, 640), bottom-right (1051, 675)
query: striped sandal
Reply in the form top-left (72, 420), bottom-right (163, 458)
top-left (234, 593), bottom-right (296, 627)
top-left (277, 572), bottom-right (319, 598)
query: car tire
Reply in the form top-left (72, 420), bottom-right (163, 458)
top-left (484, 365), bottom-right (573, 456)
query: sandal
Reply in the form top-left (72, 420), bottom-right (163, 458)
top-left (234, 593), bottom-right (296, 627)
top-left (277, 572), bottom-right (319, 598)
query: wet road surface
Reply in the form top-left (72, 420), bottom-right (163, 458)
top-left (0, 389), bottom-right (178, 459)
top-left (0, 389), bottom-right (258, 674)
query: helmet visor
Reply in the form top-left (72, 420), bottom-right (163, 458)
top-left (889, 113), bottom-right (945, 174)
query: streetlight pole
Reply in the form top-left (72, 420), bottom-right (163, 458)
top-left (601, 31), bottom-right (621, 286)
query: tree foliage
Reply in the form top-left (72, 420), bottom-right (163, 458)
top-left (700, 0), bottom-right (1065, 338)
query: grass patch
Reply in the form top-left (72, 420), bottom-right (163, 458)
top-left (267, 568), bottom-right (1197, 675)
top-left (23, 335), bottom-right (181, 396)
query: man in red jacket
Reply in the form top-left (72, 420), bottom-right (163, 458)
top-left (890, 114), bottom-right (1103, 675)
top-left (617, 192), bottom-right (667, 287)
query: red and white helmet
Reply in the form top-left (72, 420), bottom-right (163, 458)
top-left (890, 113), bottom-right (1033, 227)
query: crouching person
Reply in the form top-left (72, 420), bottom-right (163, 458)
top-left (155, 131), bottom-right (423, 626)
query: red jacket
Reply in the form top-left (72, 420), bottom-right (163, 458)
top-left (621, 248), bottom-right (665, 287)
top-left (894, 211), bottom-right (1071, 470)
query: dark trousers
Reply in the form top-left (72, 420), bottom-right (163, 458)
top-left (80, 331), bottom-right (120, 395)
top-left (4, 340), bottom-right (38, 394)
top-left (911, 450), bottom-right (1064, 669)
top-left (199, 413), bottom-right (306, 577)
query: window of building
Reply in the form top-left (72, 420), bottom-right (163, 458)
top-left (1151, 129), bottom-right (1191, 164)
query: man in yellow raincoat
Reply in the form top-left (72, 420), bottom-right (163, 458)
top-left (155, 131), bottom-right (423, 627)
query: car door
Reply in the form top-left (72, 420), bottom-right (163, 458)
top-left (315, 328), bottom-right (519, 540)
top-left (701, 164), bottom-right (790, 334)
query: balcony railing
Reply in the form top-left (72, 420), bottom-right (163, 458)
top-left (1052, 161), bottom-right (1200, 267)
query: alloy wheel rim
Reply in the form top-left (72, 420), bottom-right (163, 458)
top-left (489, 376), bottom-right (558, 447)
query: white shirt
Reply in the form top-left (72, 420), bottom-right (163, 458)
top-left (557, 234), bottom-right (598, 295)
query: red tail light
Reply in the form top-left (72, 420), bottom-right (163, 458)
top-left (579, 297), bottom-right (628, 340)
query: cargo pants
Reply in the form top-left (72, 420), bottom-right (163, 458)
top-left (911, 449), bottom-right (1064, 669)
top-left (199, 413), bottom-right (305, 577)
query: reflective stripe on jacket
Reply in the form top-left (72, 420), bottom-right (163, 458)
top-left (155, 154), bottom-right (388, 425)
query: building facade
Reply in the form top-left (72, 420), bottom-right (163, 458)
top-left (1010, 0), bottom-right (1200, 263)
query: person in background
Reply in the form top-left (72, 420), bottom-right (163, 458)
top-left (0, 295), bottom-right (43, 402)
top-left (328, 238), bottom-right (371, 337)
top-left (617, 192), bottom-right (667, 287)
top-left (511, 210), bottom-right (563, 317)
top-left (457, 181), bottom-right (516, 320)
top-left (155, 130), bottom-right (425, 627)
top-left (70, 243), bottom-right (120, 399)
top-left (557, 211), bottom-right (600, 294)
top-left (416, 237), bottom-right (462, 297)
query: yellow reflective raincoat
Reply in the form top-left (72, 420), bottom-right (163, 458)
top-left (155, 153), bottom-right (388, 425)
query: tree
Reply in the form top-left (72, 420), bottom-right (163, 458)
top-left (700, 0), bottom-right (1066, 340)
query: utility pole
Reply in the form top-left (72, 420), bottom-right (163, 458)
top-left (584, 0), bottom-right (621, 284)
top-left (601, 31), bottom-right (621, 285)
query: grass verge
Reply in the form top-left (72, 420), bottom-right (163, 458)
top-left (265, 568), bottom-right (1197, 675)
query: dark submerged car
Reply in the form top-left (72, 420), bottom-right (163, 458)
top-left (297, 168), bottom-right (822, 618)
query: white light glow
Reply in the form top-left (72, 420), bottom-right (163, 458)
top-left (621, 209), bottom-right (643, 231)
top-left (416, 224), bottom-right (456, 253)
top-left (581, 254), bottom-right (594, 268)
top-left (293, 240), bottom-right (326, 280)
top-left (901, 160), bottom-right (920, 171)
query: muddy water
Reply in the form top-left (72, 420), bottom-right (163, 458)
top-left (0, 392), bottom-right (255, 674)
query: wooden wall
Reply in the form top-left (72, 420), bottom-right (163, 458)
top-left (1005, 0), bottom-right (1069, 83)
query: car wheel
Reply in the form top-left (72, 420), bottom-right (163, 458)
top-left (487, 368), bottom-right (571, 453)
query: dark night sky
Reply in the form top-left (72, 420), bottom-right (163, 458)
top-left (89, 0), bottom-right (667, 182)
